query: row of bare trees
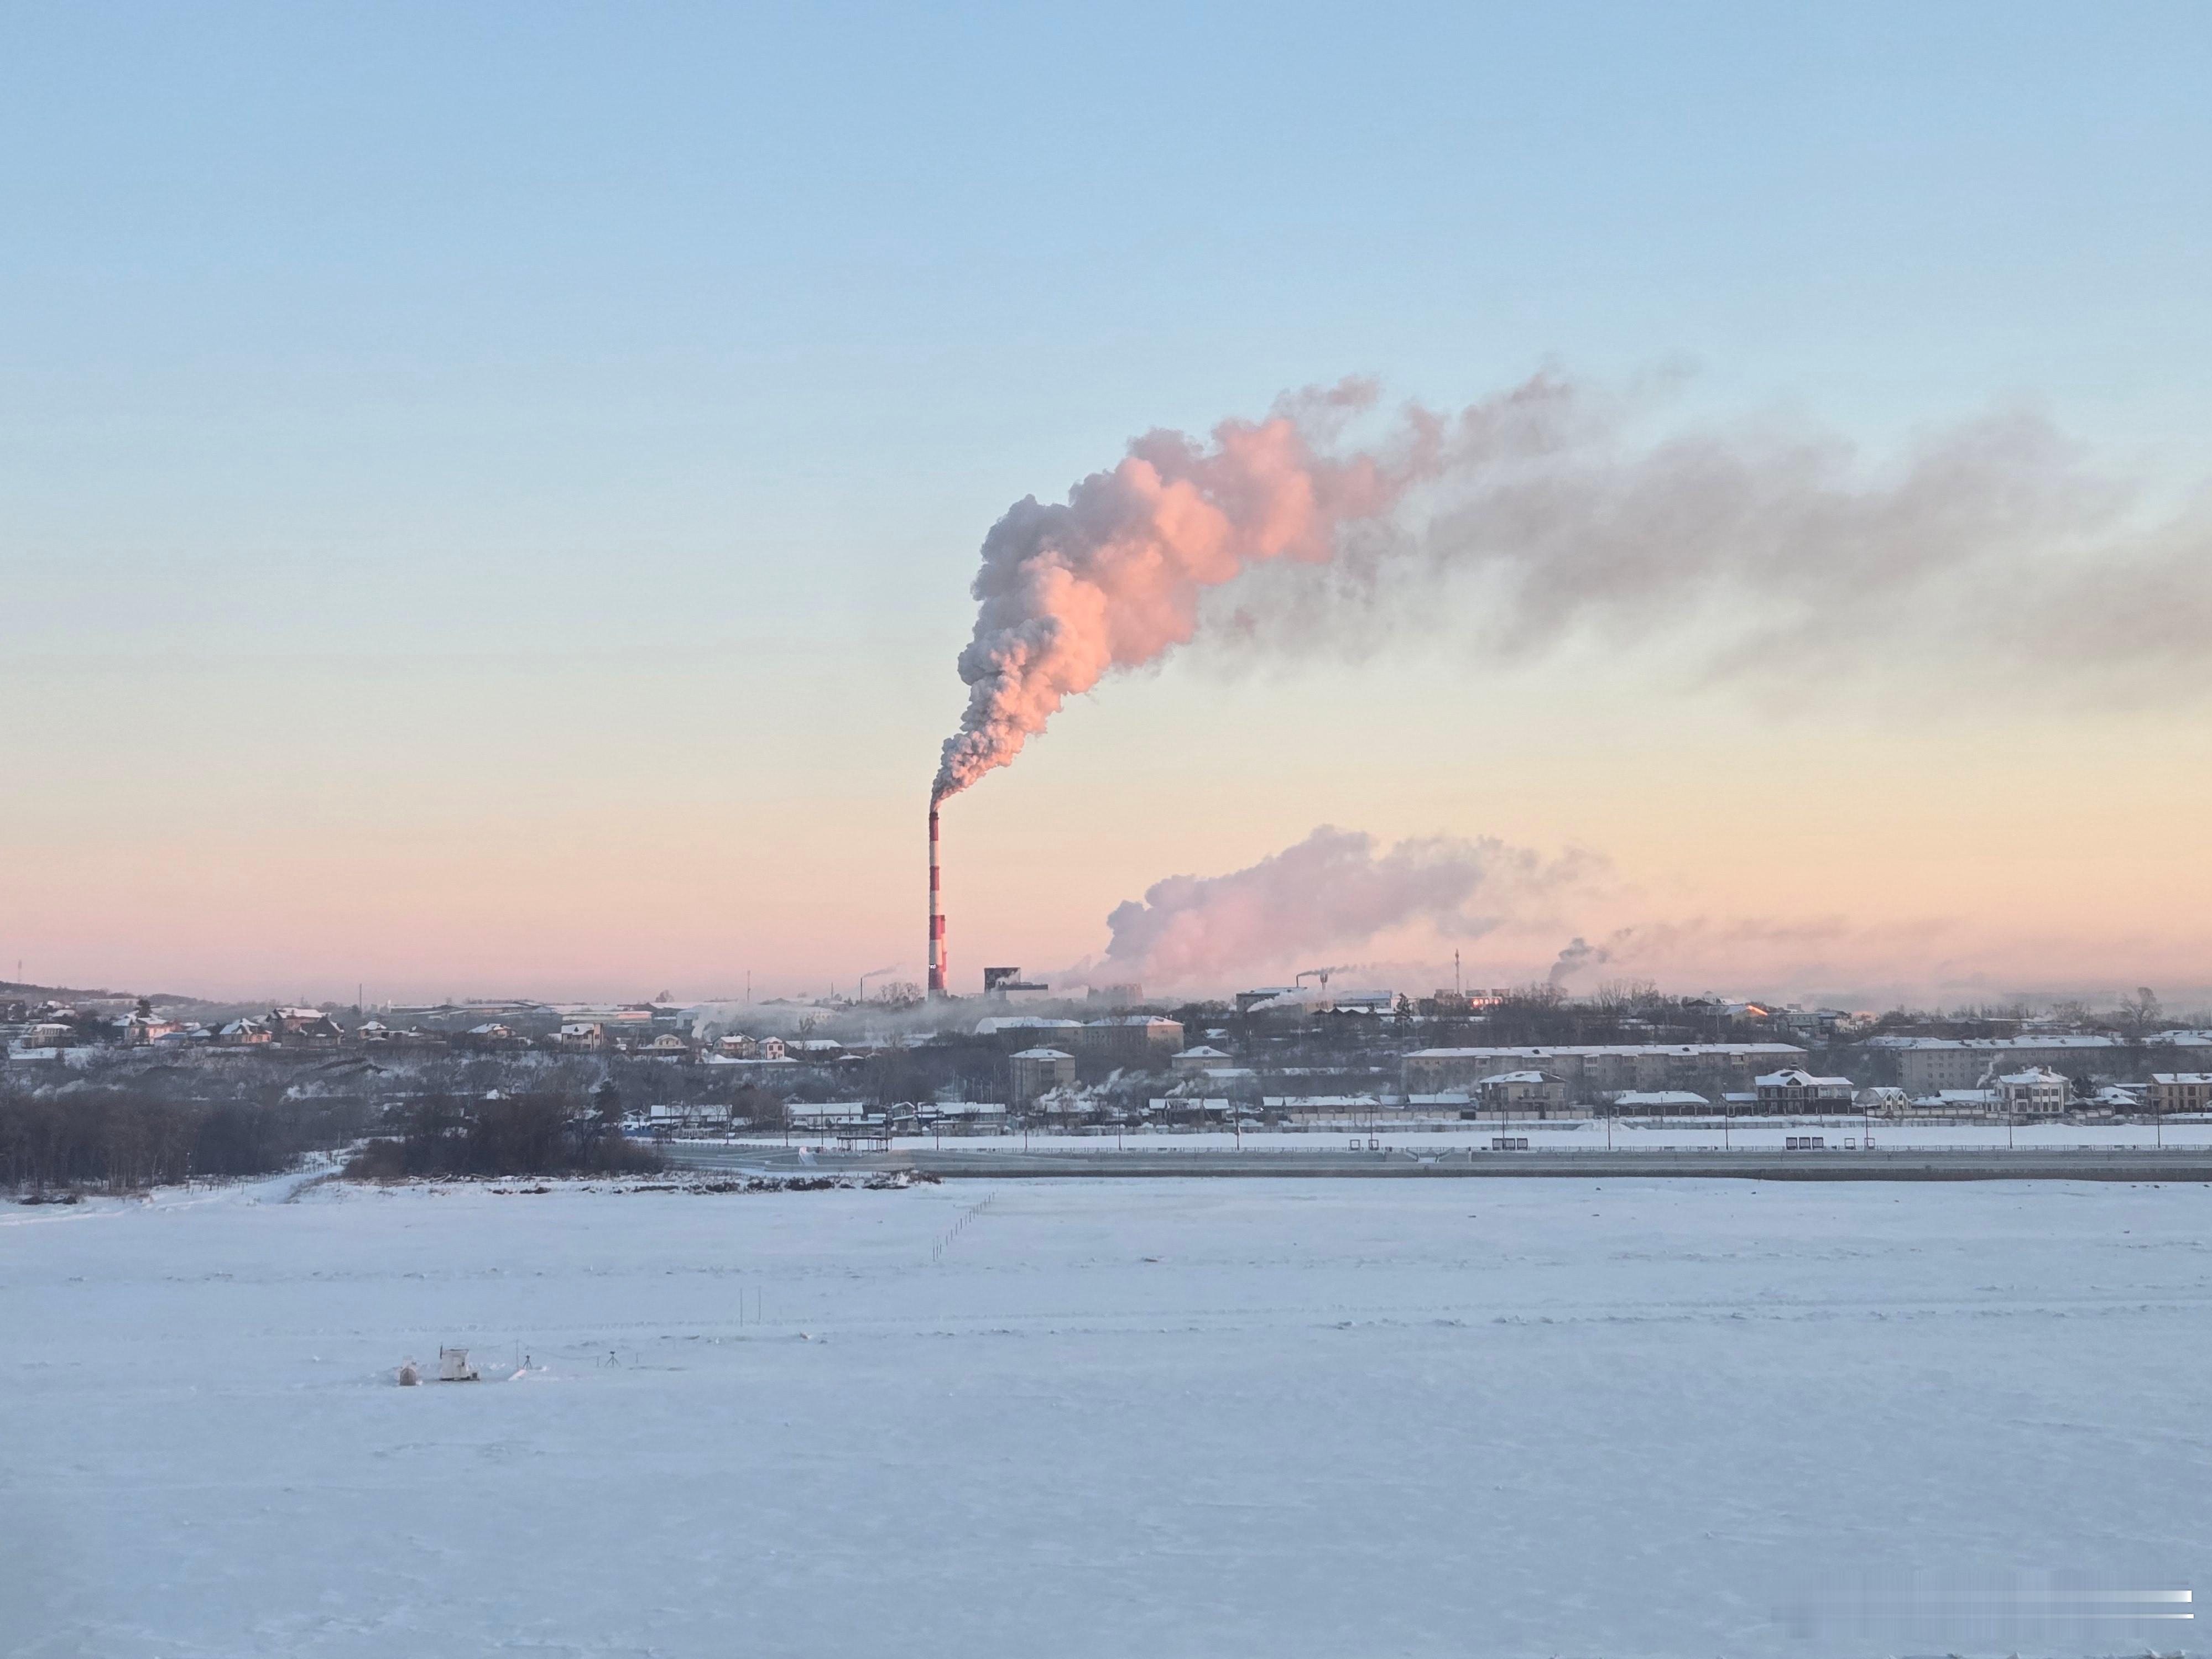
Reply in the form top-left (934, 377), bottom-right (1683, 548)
top-left (0, 1086), bottom-right (372, 1193)
top-left (343, 1089), bottom-right (662, 1179)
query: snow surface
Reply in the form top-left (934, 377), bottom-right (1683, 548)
top-left (4, 1170), bottom-right (2206, 1657)
top-left (722, 1119), bottom-right (2212, 1154)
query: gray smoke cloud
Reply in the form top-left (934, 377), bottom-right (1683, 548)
top-left (1202, 374), bottom-right (2208, 687)
top-left (935, 372), bottom-right (2209, 813)
top-left (1097, 826), bottom-right (1591, 990)
top-left (1547, 936), bottom-right (1612, 987)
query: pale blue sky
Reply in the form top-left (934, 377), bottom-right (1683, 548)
top-left (5, 3), bottom-right (2210, 999)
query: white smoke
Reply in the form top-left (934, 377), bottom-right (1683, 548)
top-left (936, 374), bottom-right (2210, 802)
top-left (1094, 826), bottom-right (1591, 991)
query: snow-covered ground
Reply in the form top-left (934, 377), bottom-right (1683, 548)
top-left (4, 1171), bottom-right (2205, 1657)
top-left (724, 1119), bottom-right (2212, 1154)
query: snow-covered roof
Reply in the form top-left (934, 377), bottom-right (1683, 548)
top-left (1880, 1035), bottom-right (2117, 1052)
top-left (1010, 1047), bottom-right (1074, 1061)
top-left (1411, 1042), bottom-right (1807, 1060)
top-left (1174, 1045), bottom-right (1230, 1059)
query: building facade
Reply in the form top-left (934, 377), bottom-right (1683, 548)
top-left (2149, 1073), bottom-right (2212, 1115)
top-left (1405, 1043), bottom-right (1808, 1104)
top-left (1755, 1069), bottom-right (1856, 1112)
top-left (1009, 1047), bottom-right (1077, 1104)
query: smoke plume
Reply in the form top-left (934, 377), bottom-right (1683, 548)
top-left (932, 380), bottom-right (1445, 800)
top-left (1095, 826), bottom-right (1587, 989)
top-left (1547, 936), bottom-right (1611, 987)
top-left (936, 374), bottom-right (2211, 799)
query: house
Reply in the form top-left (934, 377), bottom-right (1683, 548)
top-left (1755, 1069), bottom-right (1855, 1112)
top-left (1927, 1088), bottom-right (2001, 1116)
top-left (640, 1033), bottom-right (694, 1061)
top-left (2149, 1073), bottom-right (2212, 1115)
top-left (1477, 1070), bottom-right (1568, 1114)
top-left (557, 1021), bottom-right (608, 1051)
top-left (922, 1100), bottom-right (1009, 1134)
top-left (124, 1006), bottom-right (183, 1045)
top-left (1611, 1089), bottom-right (1711, 1115)
top-left (716, 1034), bottom-right (759, 1058)
top-left (215, 1018), bottom-right (273, 1047)
top-left (788, 1100), bottom-right (869, 1129)
top-left (270, 1006), bottom-right (345, 1044)
top-left (1991, 1066), bottom-right (2069, 1117)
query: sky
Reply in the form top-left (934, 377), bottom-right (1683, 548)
top-left (4, 2), bottom-right (2210, 1008)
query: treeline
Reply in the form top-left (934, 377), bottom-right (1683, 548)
top-left (0, 1088), bottom-right (372, 1193)
top-left (345, 1089), bottom-right (662, 1180)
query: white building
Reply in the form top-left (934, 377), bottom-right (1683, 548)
top-left (1755, 1069), bottom-right (1856, 1112)
top-left (1611, 1090), bottom-right (1712, 1114)
top-left (1991, 1066), bottom-right (2069, 1117)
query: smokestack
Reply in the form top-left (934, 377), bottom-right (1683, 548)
top-left (927, 803), bottom-right (947, 997)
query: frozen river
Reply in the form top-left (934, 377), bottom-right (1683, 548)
top-left (4, 1171), bottom-right (2205, 1657)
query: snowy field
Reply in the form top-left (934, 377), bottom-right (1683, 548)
top-left (728, 1119), bottom-right (2212, 1154)
top-left (4, 1172), bottom-right (2206, 1658)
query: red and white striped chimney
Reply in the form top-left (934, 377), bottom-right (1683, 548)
top-left (927, 803), bottom-right (947, 997)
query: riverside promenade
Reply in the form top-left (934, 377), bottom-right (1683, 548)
top-left (664, 1141), bottom-right (2212, 1183)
